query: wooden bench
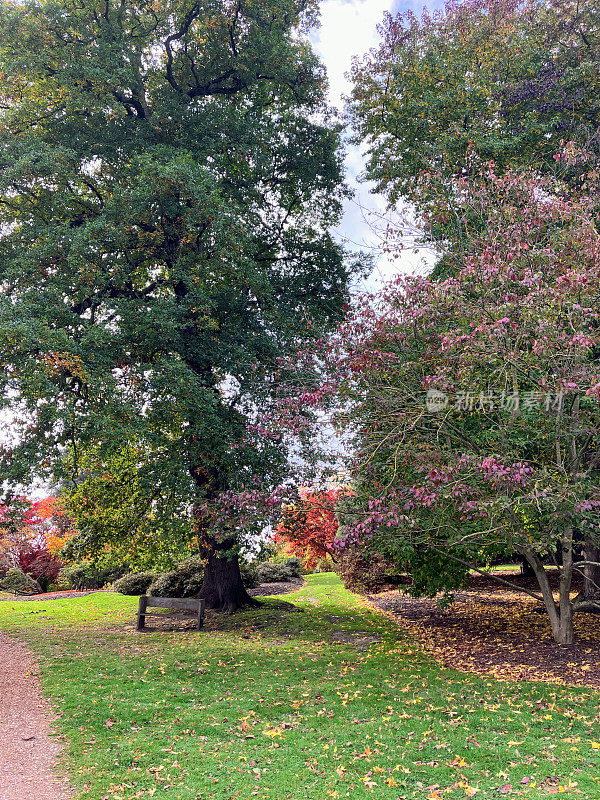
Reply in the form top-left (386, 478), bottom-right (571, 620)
top-left (137, 595), bottom-right (205, 631)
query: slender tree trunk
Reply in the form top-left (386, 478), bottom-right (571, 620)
top-left (522, 538), bottom-right (575, 645)
top-left (198, 536), bottom-right (259, 613)
top-left (557, 530), bottom-right (575, 645)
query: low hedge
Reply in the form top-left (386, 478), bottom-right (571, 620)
top-left (0, 568), bottom-right (42, 595)
top-left (114, 571), bottom-right (157, 596)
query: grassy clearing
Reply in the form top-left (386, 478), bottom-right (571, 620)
top-left (0, 574), bottom-right (599, 799)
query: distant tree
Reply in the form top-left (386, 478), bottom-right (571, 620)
top-left (275, 485), bottom-right (345, 570)
top-left (0, 497), bottom-right (66, 591)
top-left (16, 546), bottom-right (62, 592)
top-left (0, 0), bottom-right (359, 610)
top-left (0, 498), bottom-right (57, 558)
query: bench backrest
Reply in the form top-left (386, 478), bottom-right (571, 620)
top-left (145, 596), bottom-right (202, 611)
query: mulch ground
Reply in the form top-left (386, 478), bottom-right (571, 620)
top-left (370, 571), bottom-right (600, 690)
top-left (249, 577), bottom-right (304, 597)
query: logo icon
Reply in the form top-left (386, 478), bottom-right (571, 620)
top-left (425, 389), bottom-right (449, 413)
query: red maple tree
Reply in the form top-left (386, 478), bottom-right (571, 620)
top-left (0, 497), bottom-right (75, 590)
top-left (274, 486), bottom-right (348, 570)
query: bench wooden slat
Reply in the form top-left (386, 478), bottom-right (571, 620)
top-left (146, 596), bottom-right (201, 611)
top-left (137, 595), bottom-right (205, 631)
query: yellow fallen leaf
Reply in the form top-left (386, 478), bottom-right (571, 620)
top-left (262, 728), bottom-right (283, 738)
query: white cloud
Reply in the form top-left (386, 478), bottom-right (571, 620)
top-left (312, 0), bottom-right (442, 287)
top-left (312, 0), bottom-right (391, 108)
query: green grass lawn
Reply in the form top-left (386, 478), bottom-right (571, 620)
top-left (0, 574), bottom-right (599, 800)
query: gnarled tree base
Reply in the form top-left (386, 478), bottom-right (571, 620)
top-left (199, 551), bottom-right (259, 613)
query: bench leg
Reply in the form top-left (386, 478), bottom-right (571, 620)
top-left (197, 599), bottom-right (205, 630)
top-left (137, 595), bottom-right (148, 631)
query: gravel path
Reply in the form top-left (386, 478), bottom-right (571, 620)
top-left (0, 633), bottom-right (72, 800)
top-left (0, 590), bottom-right (100, 602)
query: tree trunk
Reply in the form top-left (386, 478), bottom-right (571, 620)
top-left (522, 542), bottom-right (575, 646)
top-left (557, 533), bottom-right (575, 645)
top-left (520, 555), bottom-right (536, 578)
top-left (189, 461), bottom-right (259, 613)
top-left (581, 539), bottom-right (600, 603)
top-left (556, 601), bottom-right (574, 645)
top-left (199, 538), bottom-right (259, 613)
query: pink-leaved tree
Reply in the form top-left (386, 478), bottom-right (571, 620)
top-left (280, 163), bottom-right (600, 645)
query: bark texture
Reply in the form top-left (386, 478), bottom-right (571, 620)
top-left (199, 542), bottom-right (258, 613)
top-left (522, 539), bottom-right (575, 646)
top-left (582, 539), bottom-right (600, 604)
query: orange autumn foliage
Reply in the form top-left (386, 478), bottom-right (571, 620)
top-left (0, 497), bottom-right (75, 559)
top-left (274, 486), bottom-right (348, 570)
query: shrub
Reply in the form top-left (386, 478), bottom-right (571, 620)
top-left (0, 568), bottom-right (41, 595)
top-left (96, 563), bottom-right (130, 586)
top-left (149, 570), bottom-right (203, 598)
top-left (256, 562), bottom-right (293, 583)
top-left (57, 562), bottom-right (98, 590)
top-left (149, 556), bottom-right (204, 598)
top-left (283, 557), bottom-right (302, 578)
top-left (114, 571), bottom-right (157, 596)
top-left (52, 571), bottom-right (74, 591)
top-left (56, 561), bottom-right (130, 590)
top-left (239, 559), bottom-right (259, 589)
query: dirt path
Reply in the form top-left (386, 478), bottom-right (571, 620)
top-left (0, 633), bottom-right (72, 800)
top-left (0, 589), bottom-right (100, 602)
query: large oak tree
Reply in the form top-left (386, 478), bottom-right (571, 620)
top-left (0, 0), bottom-right (357, 610)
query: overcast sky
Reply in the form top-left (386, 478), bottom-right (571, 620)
top-left (311, 0), bottom-right (445, 285)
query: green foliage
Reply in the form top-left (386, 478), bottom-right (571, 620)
top-left (95, 563), bottom-right (131, 586)
top-left (256, 559), bottom-right (301, 583)
top-left (113, 571), bottom-right (157, 596)
top-left (282, 556), bottom-right (303, 578)
top-left (148, 556), bottom-right (205, 599)
top-left (0, 568), bottom-right (41, 595)
top-left (62, 444), bottom-right (193, 571)
top-left (238, 559), bottom-right (260, 589)
top-left (349, 0), bottom-right (600, 242)
top-left (0, 0), bottom-right (358, 573)
top-left (57, 561), bottom-right (129, 590)
top-left (57, 563), bottom-right (98, 591)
